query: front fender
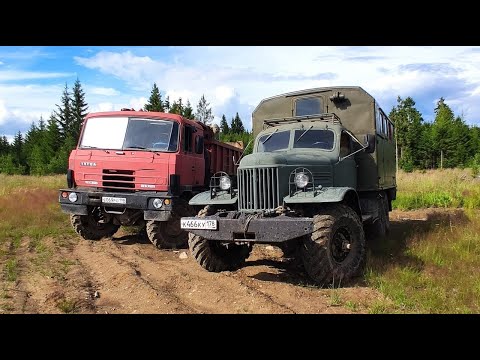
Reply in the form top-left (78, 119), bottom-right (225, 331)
top-left (189, 190), bottom-right (238, 206)
top-left (284, 187), bottom-right (356, 204)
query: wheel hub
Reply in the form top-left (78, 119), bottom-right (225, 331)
top-left (331, 228), bottom-right (352, 263)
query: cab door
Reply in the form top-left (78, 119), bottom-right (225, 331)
top-left (179, 124), bottom-right (197, 187)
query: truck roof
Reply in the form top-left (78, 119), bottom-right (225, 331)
top-left (85, 110), bottom-right (205, 131)
top-left (253, 86), bottom-right (374, 113)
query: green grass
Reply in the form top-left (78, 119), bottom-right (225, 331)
top-left (0, 174), bottom-right (65, 197)
top-left (366, 210), bottom-right (480, 313)
top-left (4, 259), bottom-right (18, 282)
top-left (329, 289), bottom-right (342, 306)
top-left (393, 169), bottom-right (480, 210)
top-left (345, 300), bottom-right (359, 312)
top-left (57, 298), bottom-right (77, 314)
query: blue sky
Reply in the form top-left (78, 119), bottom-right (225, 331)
top-left (1, 46), bottom-right (480, 141)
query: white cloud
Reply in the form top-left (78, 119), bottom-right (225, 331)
top-left (129, 97), bottom-right (148, 111)
top-left (90, 102), bottom-right (114, 112)
top-left (0, 70), bottom-right (73, 81)
top-left (0, 99), bottom-right (7, 125)
top-left (214, 86), bottom-right (235, 105)
top-left (89, 87), bottom-right (120, 96)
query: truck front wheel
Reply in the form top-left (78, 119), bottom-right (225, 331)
top-left (301, 204), bottom-right (365, 287)
top-left (146, 199), bottom-right (194, 249)
top-left (188, 206), bottom-right (252, 272)
top-left (70, 207), bottom-right (120, 241)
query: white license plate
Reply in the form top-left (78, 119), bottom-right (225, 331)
top-left (102, 196), bottom-right (126, 205)
top-left (180, 219), bottom-right (217, 230)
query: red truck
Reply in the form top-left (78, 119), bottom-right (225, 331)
top-left (58, 109), bottom-right (242, 249)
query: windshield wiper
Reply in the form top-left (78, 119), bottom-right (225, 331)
top-left (295, 125), bottom-right (313, 143)
top-left (81, 145), bottom-right (98, 149)
top-left (262, 129), bottom-right (278, 144)
top-left (124, 146), bottom-right (148, 150)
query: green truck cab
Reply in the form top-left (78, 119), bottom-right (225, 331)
top-left (181, 87), bottom-right (397, 286)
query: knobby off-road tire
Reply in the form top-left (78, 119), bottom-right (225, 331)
top-left (70, 207), bottom-right (120, 241)
top-left (366, 193), bottom-right (390, 240)
top-left (301, 204), bottom-right (366, 287)
top-left (146, 199), bottom-right (195, 249)
top-left (188, 206), bottom-right (252, 272)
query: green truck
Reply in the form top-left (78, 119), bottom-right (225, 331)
top-left (180, 87), bottom-right (397, 286)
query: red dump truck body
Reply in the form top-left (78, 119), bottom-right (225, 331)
top-left (59, 110), bottom-right (243, 249)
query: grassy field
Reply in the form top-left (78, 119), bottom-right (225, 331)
top-left (393, 168), bottom-right (480, 210)
top-left (0, 174), bottom-right (76, 313)
top-left (1, 171), bottom-right (480, 313)
top-left (365, 208), bottom-right (480, 313)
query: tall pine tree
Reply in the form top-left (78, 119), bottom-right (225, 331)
top-left (71, 78), bottom-right (88, 142)
top-left (432, 98), bottom-right (456, 168)
top-left (195, 94), bottom-right (214, 125)
top-left (54, 83), bottom-right (74, 141)
top-left (220, 114), bottom-right (229, 134)
top-left (389, 96), bottom-right (424, 170)
top-left (230, 112), bottom-right (245, 134)
top-left (169, 98), bottom-right (184, 115)
top-left (182, 100), bottom-right (194, 119)
top-left (144, 83), bottom-right (164, 112)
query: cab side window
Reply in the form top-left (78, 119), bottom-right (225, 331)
top-left (183, 125), bottom-right (194, 152)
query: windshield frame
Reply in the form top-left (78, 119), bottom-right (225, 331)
top-left (79, 116), bottom-right (180, 153)
top-left (255, 127), bottom-right (337, 153)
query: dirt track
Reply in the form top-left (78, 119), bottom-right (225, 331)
top-left (3, 209), bottom-right (462, 314)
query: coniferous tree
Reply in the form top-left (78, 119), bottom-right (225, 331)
top-left (54, 83), bottom-right (74, 140)
top-left (182, 100), bottom-right (194, 119)
top-left (164, 96), bottom-right (170, 112)
top-left (12, 131), bottom-right (26, 173)
top-left (220, 114), bottom-right (229, 134)
top-left (0, 135), bottom-right (10, 155)
top-left (389, 96), bottom-right (424, 170)
top-left (230, 112), bottom-right (245, 134)
top-left (195, 94), bottom-right (214, 125)
top-left (44, 115), bottom-right (62, 162)
top-left (169, 98), bottom-right (184, 115)
top-left (144, 83), bottom-right (164, 112)
top-left (432, 98), bottom-right (456, 168)
top-left (71, 78), bottom-right (88, 142)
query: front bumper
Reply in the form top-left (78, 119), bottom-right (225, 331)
top-left (58, 188), bottom-right (173, 221)
top-left (182, 213), bottom-right (313, 243)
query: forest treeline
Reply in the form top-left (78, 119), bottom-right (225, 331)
top-left (0, 83), bottom-right (479, 175)
top-left (0, 82), bottom-right (252, 175)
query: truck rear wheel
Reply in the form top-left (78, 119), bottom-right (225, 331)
top-left (188, 206), bottom-right (252, 272)
top-left (301, 204), bottom-right (365, 287)
top-left (70, 207), bottom-right (119, 241)
top-left (146, 199), bottom-right (195, 249)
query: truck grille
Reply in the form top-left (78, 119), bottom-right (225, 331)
top-left (102, 169), bottom-right (135, 192)
top-left (238, 167), bottom-right (280, 211)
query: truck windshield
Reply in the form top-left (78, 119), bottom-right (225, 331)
top-left (257, 130), bottom-right (290, 152)
top-left (80, 117), bottom-right (179, 152)
top-left (293, 129), bottom-right (334, 150)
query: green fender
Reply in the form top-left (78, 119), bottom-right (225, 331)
top-left (284, 187), bottom-right (358, 204)
top-left (189, 190), bottom-right (238, 206)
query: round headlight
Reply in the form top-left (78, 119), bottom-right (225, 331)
top-left (68, 192), bottom-right (78, 202)
top-left (294, 172), bottom-right (309, 188)
top-left (152, 198), bottom-right (163, 209)
top-left (219, 176), bottom-right (231, 191)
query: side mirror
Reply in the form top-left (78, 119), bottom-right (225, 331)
top-left (364, 134), bottom-right (376, 153)
top-left (195, 136), bottom-right (204, 154)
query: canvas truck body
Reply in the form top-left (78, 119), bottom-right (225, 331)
top-left (59, 110), bottom-right (242, 249)
top-left (182, 87), bottom-right (397, 286)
